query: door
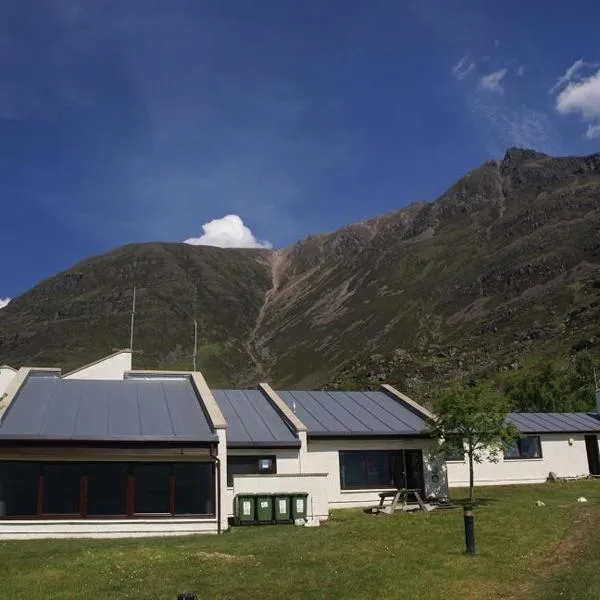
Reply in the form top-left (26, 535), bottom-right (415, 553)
top-left (404, 450), bottom-right (425, 494)
top-left (585, 435), bottom-right (600, 475)
top-left (391, 450), bottom-right (425, 493)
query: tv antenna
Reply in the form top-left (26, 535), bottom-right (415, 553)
top-left (192, 285), bottom-right (198, 371)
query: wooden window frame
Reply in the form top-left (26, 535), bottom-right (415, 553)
top-left (0, 460), bottom-right (216, 520)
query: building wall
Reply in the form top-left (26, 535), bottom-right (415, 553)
top-left (446, 433), bottom-right (594, 487)
top-left (0, 367), bottom-right (16, 397)
top-left (303, 438), bottom-right (448, 509)
top-left (0, 518), bottom-right (219, 540)
top-left (64, 351), bottom-right (132, 380)
top-left (225, 448), bottom-right (301, 516)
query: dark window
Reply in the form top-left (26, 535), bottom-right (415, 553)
top-left (339, 451), bottom-right (395, 489)
top-left (42, 464), bottom-right (81, 515)
top-left (174, 463), bottom-right (214, 515)
top-left (0, 462), bottom-right (39, 517)
top-left (445, 437), bottom-right (465, 461)
top-left (134, 464), bottom-right (171, 514)
top-left (227, 456), bottom-right (276, 487)
top-left (504, 436), bottom-right (542, 460)
top-left (86, 463), bottom-right (128, 516)
top-left (0, 460), bottom-right (215, 520)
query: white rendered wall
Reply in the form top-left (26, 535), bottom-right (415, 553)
top-left (0, 518), bottom-right (219, 540)
top-left (64, 351), bottom-right (132, 380)
top-left (303, 438), bottom-right (449, 509)
top-left (0, 367), bottom-right (16, 397)
top-left (232, 473), bottom-right (329, 521)
top-left (225, 448), bottom-right (301, 516)
top-left (446, 433), bottom-right (594, 487)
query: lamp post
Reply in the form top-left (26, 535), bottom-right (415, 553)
top-left (463, 504), bottom-right (476, 554)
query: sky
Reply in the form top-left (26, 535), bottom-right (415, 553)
top-left (1, 0), bottom-right (599, 305)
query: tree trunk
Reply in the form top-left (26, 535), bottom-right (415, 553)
top-left (468, 440), bottom-right (474, 505)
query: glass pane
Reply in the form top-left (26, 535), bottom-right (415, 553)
top-left (339, 452), bottom-right (365, 488)
top-left (227, 456), bottom-right (274, 486)
top-left (504, 441), bottom-right (520, 458)
top-left (366, 451), bottom-right (393, 487)
top-left (134, 464), bottom-right (170, 514)
top-left (43, 464), bottom-right (81, 515)
top-left (174, 463), bottom-right (214, 515)
top-left (87, 463), bottom-right (128, 516)
top-left (0, 461), bottom-right (39, 517)
top-left (520, 437), bottom-right (541, 459)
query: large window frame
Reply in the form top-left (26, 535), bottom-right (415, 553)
top-left (504, 436), bottom-right (543, 460)
top-left (227, 455), bottom-right (276, 487)
top-left (339, 450), bottom-right (396, 490)
top-left (0, 461), bottom-right (216, 520)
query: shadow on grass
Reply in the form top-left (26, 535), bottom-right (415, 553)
top-left (454, 497), bottom-right (498, 508)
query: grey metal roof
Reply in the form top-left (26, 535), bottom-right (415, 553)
top-left (212, 389), bottom-right (299, 447)
top-left (276, 390), bottom-right (428, 436)
top-left (0, 374), bottom-right (217, 443)
top-left (508, 412), bottom-right (600, 433)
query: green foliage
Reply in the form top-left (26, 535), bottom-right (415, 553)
top-left (430, 386), bottom-right (520, 502)
top-left (506, 352), bottom-right (599, 412)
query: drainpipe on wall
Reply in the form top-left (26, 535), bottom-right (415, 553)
top-left (210, 445), bottom-right (221, 535)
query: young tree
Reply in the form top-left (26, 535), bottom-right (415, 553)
top-left (430, 386), bottom-right (520, 505)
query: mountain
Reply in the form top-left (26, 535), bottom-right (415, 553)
top-left (1, 148), bottom-right (600, 398)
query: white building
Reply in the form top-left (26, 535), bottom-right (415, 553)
top-left (446, 412), bottom-right (600, 487)
top-left (1, 351), bottom-right (600, 539)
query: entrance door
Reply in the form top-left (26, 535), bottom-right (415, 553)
top-left (391, 450), bottom-right (425, 493)
top-left (585, 435), bottom-right (600, 475)
top-left (404, 450), bottom-right (425, 493)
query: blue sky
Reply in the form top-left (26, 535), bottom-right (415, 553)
top-left (1, 0), bottom-right (599, 304)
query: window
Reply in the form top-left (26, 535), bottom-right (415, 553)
top-left (86, 463), bottom-right (128, 516)
top-left (227, 456), bottom-right (276, 487)
top-left (504, 436), bottom-right (542, 460)
top-left (0, 462), bottom-right (39, 517)
top-left (134, 464), bottom-right (171, 514)
top-left (339, 451), bottom-right (395, 489)
top-left (0, 460), bottom-right (215, 519)
top-left (174, 463), bottom-right (214, 515)
top-left (444, 437), bottom-right (465, 461)
top-left (42, 464), bottom-right (81, 515)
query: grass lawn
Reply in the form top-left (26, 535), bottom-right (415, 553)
top-left (1, 481), bottom-right (600, 599)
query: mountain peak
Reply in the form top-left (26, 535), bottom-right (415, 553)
top-left (502, 147), bottom-right (549, 163)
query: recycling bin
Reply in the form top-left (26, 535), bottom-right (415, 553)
top-left (235, 494), bottom-right (256, 525)
top-left (256, 495), bottom-right (274, 524)
top-left (291, 493), bottom-right (308, 521)
top-left (274, 494), bottom-right (292, 523)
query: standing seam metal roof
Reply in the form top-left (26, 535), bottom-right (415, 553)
top-left (508, 412), bottom-right (600, 433)
top-left (276, 390), bottom-right (428, 436)
top-left (0, 374), bottom-right (217, 442)
top-left (212, 389), bottom-right (299, 447)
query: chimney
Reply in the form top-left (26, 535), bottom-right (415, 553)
top-left (596, 389), bottom-right (600, 414)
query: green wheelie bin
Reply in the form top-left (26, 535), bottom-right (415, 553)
top-left (274, 494), bottom-right (292, 524)
top-left (235, 494), bottom-right (256, 525)
top-left (291, 493), bottom-right (308, 521)
top-left (256, 494), bottom-right (274, 524)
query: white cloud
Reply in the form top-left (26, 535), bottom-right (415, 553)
top-left (478, 68), bottom-right (507, 93)
top-left (0, 297), bottom-right (11, 309)
top-left (516, 65), bottom-right (526, 77)
top-left (586, 123), bottom-right (600, 139)
top-left (555, 68), bottom-right (600, 139)
top-left (183, 214), bottom-right (272, 249)
top-left (549, 59), bottom-right (586, 94)
top-left (451, 55), bottom-right (475, 80)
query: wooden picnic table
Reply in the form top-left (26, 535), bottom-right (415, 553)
top-left (376, 488), bottom-right (427, 513)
